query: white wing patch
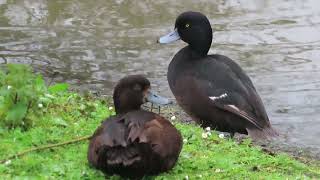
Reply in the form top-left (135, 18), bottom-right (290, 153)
top-left (209, 94), bottom-right (264, 129)
top-left (226, 105), bottom-right (239, 111)
top-left (209, 93), bottom-right (228, 101)
top-left (224, 104), bottom-right (263, 130)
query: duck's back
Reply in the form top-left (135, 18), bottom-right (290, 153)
top-left (88, 110), bottom-right (182, 178)
top-left (168, 47), bottom-right (276, 138)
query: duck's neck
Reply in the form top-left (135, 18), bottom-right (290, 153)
top-left (189, 40), bottom-right (211, 57)
top-left (114, 102), bottom-right (141, 114)
top-left (183, 44), bottom-right (209, 60)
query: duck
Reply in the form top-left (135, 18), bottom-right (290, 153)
top-left (87, 75), bottom-right (182, 179)
top-left (158, 11), bottom-right (278, 139)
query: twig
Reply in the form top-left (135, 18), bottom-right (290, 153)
top-left (14, 92), bottom-right (18, 104)
top-left (0, 135), bottom-right (91, 164)
top-left (22, 101), bottom-right (32, 124)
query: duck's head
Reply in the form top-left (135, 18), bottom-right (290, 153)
top-left (159, 11), bottom-right (212, 56)
top-left (113, 75), bottom-right (172, 114)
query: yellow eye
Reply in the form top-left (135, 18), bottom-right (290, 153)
top-left (185, 23), bottom-right (190, 28)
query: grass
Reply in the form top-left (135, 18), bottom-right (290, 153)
top-left (0, 91), bottom-right (319, 179)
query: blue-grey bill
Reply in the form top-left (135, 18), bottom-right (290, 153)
top-left (158, 29), bottom-right (180, 44)
top-left (146, 91), bottom-right (172, 105)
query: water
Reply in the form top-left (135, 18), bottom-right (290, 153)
top-left (0, 0), bottom-right (320, 158)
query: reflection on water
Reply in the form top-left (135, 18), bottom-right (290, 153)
top-left (1, 0), bottom-right (320, 157)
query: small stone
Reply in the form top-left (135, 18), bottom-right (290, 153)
top-left (170, 115), bottom-right (176, 121)
top-left (202, 132), bottom-right (208, 139)
top-left (205, 127), bottom-right (211, 131)
top-left (218, 133), bottom-right (225, 139)
top-left (185, 175), bottom-right (189, 180)
top-left (38, 103), bottom-right (43, 108)
top-left (215, 168), bottom-right (221, 173)
top-left (183, 138), bottom-right (188, 143)
top-left (108, 107), bottom-right (113, 110)
top-left (7, 85), bottom-right (12, 90)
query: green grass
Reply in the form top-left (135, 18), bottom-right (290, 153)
top-left (0, 91), bottom-right (319, 179)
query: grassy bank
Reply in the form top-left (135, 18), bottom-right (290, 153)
top-left (0, 65), bottom-right (319, 179)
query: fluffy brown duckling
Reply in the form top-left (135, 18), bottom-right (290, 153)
top-left (87, 75), bottom-right (182, 179)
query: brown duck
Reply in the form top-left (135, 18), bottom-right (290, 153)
top-left (87, 75), bottom-right (182, 179)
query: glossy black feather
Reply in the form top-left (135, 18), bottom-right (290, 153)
top-left (165, 12), bottom-right (278, 139)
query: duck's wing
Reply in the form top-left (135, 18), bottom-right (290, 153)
top-left (192, 54), bottom-right (271, 129)
top-left (139, 115), bottom-right (182, 158)
top-left (88, 115), bottom-right (131, 167)
top-left (88, 114), bottom-right (146, 168)
top-left (125, 112), bottom-right (182, 160)
top-left (88, 111), bottom-right (181, 171)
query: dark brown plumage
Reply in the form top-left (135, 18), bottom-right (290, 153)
top-left (87, 75), bottom-right (182, 179)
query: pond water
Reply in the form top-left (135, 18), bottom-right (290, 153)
top-left (0, 0), bottom-right (320, 158)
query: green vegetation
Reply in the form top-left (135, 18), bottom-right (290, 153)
top-left (0, 64), bottom-right (319, 179)
top-left (0, 64), bottom-right (47, 130)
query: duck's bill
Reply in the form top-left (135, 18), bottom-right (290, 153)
top-left (146, 90), bottom-right (173, 105)
top-left (158, 29), bottom-right (180, 44)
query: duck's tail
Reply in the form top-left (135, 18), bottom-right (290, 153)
top-left (246, 126), bottom-right (279, 141)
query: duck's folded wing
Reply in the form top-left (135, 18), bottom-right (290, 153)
top-left (211, 100), bottom-right (264, 130)
top-left (206, 54), bottom-right (270, 122)
top-left (88, 116), bottom-right (143, 168)
top-left (190, 58), bottom-right (270, 130)
top-left (210, 95), bottom-right (278, 139)
top-left (138, 116), bottom-right (182, 164)
top-left (195, 76), bottom-right (275, 138)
